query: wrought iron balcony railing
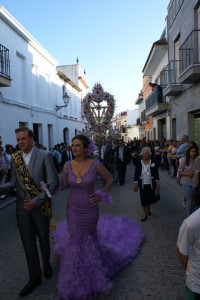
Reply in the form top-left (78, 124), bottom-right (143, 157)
top-left (141, 110), bottom-right (146, 122)
top-left (0, 44), bottom-right (10, 78)
top-left (145, 85), bottom-right (164, 111)
top-left (162, 60), bottom-right (182, 86)
top-left (179, 30), bottom-right (200, 74)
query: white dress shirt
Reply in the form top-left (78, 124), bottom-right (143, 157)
top-left (22, 147), bottom-right (34, 165)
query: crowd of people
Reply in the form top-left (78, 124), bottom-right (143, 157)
top-left (0, 129), bottom-right (200, 299)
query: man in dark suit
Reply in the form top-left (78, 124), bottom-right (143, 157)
top-left (61, 144), bottom-right (73, 170)
top-left (114, 139), bottom-right (130, 185)
top-left (0, 127), bottom-right (59, 296)
top-left (99, 139), bottom-right (113, 171)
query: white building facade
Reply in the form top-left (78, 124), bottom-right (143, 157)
top-left (0, 6), bottom-right (88, 149)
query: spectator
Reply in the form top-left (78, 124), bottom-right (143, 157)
top-left (178, 146), bottom-right (199, 216)
top-left (192, 154), bottom-right (200, 210)
top-left (154, 140), bottom-right (161, 168)
top-left (160, 141), bottom-right (168, 171)
top-left (171, 141), bottom-right (178, 177)
top-left (176, 208), bottom-right (200, 299)
top-left (61, 144), bottom-right (73, 171)
top-left (4, 144), bottom-right (15, 182)
top-left (0, 146), bottom-right (8, 199)
top-left (53, 144), bottom-right (62, 173)
top-left (114, 139), bottom-right (130, 186)
top-left (167, 139), bottom-right (174, 176)
top-left (176, 135), bottom-right (189, 161)
top-left (99, 138), bottom-right (113, 171)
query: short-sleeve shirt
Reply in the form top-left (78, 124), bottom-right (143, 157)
top-left (177, 208), bottom-right (200, 293)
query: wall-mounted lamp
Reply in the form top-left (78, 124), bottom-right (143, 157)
top-left (56, 93), bottom-right (70, 111)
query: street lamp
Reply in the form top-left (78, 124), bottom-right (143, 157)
top-left (56, 92), bottom-right (70, 111)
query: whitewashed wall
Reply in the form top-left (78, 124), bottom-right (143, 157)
top-left (0, 6), bottom-right (87, 149)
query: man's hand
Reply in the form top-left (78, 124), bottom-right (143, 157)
top-left (24, 199), bottom-right (36, 211)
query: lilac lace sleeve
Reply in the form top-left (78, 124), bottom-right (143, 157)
top-left (95, 189), bottom-right (112, 203)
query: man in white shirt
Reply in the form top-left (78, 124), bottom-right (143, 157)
top-left (176, 208), bottom-right (200, 298)
top-left (0, 127), bottom-right (59, 296)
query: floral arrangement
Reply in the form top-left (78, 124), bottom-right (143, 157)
top-left (93, 132), bottom-right (106, 146)
top-left (82, 83), bottom-right (115, 132)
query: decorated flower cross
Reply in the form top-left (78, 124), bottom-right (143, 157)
top-left (82, 83), bottom-right (115, 133)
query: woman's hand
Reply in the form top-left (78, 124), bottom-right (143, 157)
top-left (90, 194), bottom-right (101, 205)
top-left (133, 183), bottom-right (138, 192)
top-left (156, 182), bottom-right (160, 191)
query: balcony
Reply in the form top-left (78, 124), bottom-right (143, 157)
top-left (145, 86), bottom-right (169, 117)
top-left (162, 60), bottom-right (183, 96)
top-left (136, 117), bottom-right (141, 125)
top-left (0, 44), bottom-right (11, 87)
top-left (179, 30), bottom-right (200, 84)
top-left (135, 91), bottom-right (143, 105)
top-left (141, 110), bottom-right (146, 123)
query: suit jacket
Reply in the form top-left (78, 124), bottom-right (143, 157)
top-left (1, 147), bottom-right (59, 209)
top-left (114, 145), bottom-right (130, 165)
top-left (134, 159), bottom-right (159, 189)
top-left (61, 150), bottom-right (74, 168)
top-left (99, 144), bottom-right (112, 167)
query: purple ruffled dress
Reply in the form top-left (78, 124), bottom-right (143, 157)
top-left (53, 160), bottom-right (144, 300)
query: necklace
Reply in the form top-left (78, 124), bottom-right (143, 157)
top-left (75, 160), bottom-right (87, 184)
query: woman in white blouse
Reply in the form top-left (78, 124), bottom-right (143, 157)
top-left (133, 147), bottom-right (160, 221)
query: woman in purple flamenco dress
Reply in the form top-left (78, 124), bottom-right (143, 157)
top-left (53, 135), bottom-right (144, 300)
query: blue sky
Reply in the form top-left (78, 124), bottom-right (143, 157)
top-left (1, 0), bottom-right (169, 112)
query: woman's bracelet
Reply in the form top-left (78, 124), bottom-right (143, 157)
top-left (95, 189), bottom-right (112, 203)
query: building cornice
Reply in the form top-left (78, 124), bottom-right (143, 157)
top-left (57, 71), bottom-right (82, 92)
top-left (0, 5), bottom-right (58, 65)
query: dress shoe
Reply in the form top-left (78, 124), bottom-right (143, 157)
top-left (19, 277), bottom-right (41, 296)
top-left (141, 216), bottom-right (148, 222)
top-left (44, 264), bottom-right (52, 279)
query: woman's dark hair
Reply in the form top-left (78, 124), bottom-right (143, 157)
top-left (189, 141), bottom-right (198, 148)
top-left (185, 146), bottom-right (199, 166)
top-left (72, 134), bottom-right (90, 149)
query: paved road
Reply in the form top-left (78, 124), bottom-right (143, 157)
top-left (0, 165), bottom-right (187, 300)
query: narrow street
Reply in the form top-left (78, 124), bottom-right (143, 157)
top-left (0, 164), bottom-right (187, 300)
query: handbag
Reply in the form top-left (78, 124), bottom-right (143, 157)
top-left (151, 190), bottom-right (160, 203)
